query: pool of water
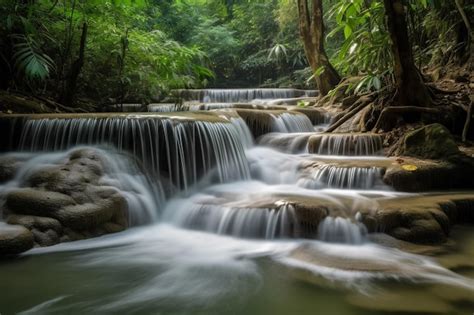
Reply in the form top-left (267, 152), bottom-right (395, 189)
top-left (1, 224), bottom-right (473, 315)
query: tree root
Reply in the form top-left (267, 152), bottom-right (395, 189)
top-left (325, 94), bottom-right (374, 132)
top-left (373, 106), bottom-right (440, 132)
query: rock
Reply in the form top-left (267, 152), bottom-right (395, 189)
top-left (54, 195), bottom-right (127, 230)
top-left (1, 148), bottom-right (133, 249)
top-left (394, 123), bottom-right (460, 160)
top-left (0, 156), bottom-right (21, 183)
top-left (31, 228), bottom-right (59, 247)
top-left (6, 214), bottom-right (63, 233)
top-left (0, 223), bottom-right (34, 256)
top-left (360, 193), bottom-right (474, 244)
top-left (102, 222), bottom-right (126, 234)
top-left (235, 109), bottom-right (281, 138)
top-left (5, 188), bottom-right (75, 216)
top-left (383, 156), bottom-right (474, 191)
top-left (289, 108), bottom-right (328, 125)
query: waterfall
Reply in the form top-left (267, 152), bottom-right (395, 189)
top-left (317, 216), bottom-right (367, 244)
top-left (259, 133), bottom-right (312, 153)
top-left (166, 200), bottom-right (299, 239)
top-left (308, 134), bottom-right (383, 156)
top-left (271, 113), bottom-right (315, 133)
top-left (300, 165), bottom-right (385, 190)
top-left (230, 117), bottom-right (254, 149)
top-left (2, 114), bottom-right (250, 193)
top-left (175, 89), bottom-right (318, 103)
top-left (148, 103), bottom-right (237, 112)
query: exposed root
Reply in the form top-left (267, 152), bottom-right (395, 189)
top-left (325, 93), bottom-right (375, 133)
top-left (373, 106), bottom-right (440, 132)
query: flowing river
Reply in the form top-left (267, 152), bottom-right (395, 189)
top-left (0, 89), bottom-right (473, 314)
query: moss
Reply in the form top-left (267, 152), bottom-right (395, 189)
top-left (398, 123), bottom-right (460, 159)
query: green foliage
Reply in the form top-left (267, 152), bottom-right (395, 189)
top-left (0, 0), bottom-right (213, 103)
top-left (0, 0), bottom-right (470, 101)
top-left (327, 0), bottom-right (392, 92)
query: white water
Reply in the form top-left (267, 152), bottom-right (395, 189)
top-left (176, 88), bottom-right (318, 103)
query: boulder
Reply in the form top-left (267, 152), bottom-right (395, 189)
top-left (1, 148), bottom-right (131, 249)
top-left (0, 156), bottom-right (20, 183)
top-left (5, 188), bottom-right (75, 216)
top-left (394, 123), bottom-right (460, 159)
top-left (0, 223), bottom-right (34, 256)
top-left (7, 214), bottom-right (63, 234)
top-left (383, 156), bottom-right (474, 192)
top-left (54, 195), bottom-right (127, 230)
top-left (360, 193), bottom-right (474, 244)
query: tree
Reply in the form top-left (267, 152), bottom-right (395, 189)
top-left (296, 0), bottom-right (340, 95)
top-left (383, 0), bottom-right (431, 107)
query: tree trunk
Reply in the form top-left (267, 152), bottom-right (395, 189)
top-left (454, 0), bottom-right (474, 71)
top-left (297, 0), bottom-right (340, 96)
top-left (383, 0), bottom-right (431, 107)
top-left (60, 22), bottom-right (87, 106)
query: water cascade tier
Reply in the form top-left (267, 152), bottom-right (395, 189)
top-left (174, 88), bottom-right (318, 103)
top-left (235, 109), bottom-right (315, 138)
top-left (0, 113), bottom-right (250, 193)
top-left (308, 133), bottom-right (383, 156)
top-left (162, 181), bottom-right (384, 241)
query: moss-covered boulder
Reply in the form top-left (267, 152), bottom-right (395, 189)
top-left (395, 123), bottom-right (460, 160)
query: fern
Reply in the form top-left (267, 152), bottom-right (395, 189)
top-left (11, 34), bottom-right (55, 81)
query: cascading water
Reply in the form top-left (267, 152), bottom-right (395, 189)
top-left (148, 103), bottom-right (237, 112)
top-left (175, 88), bottom-right (318, 103)
top-left (2, 114), bottom-right (250, 193)
top-left (317, 216), bottom-right (367, 244)
top-left (271, 113), bottom-right (315, 133)
top-left (300, 165), bottom-right (385, 190)
top-left (165, 198), bottom-right (298, 239)
top-left (309, 133), bottom-right (383, 156)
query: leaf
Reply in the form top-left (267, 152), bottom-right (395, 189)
top-left (344, 24), bottom-right (353, 39)
top-left (402, 164), bottom-right (418, 171)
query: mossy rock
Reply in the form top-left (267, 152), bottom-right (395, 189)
top-left (396, 123), bottom-right (460, 159)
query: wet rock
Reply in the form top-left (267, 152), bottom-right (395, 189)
top-left (1, 148), bottom-right (131, 249)
top-left (235, 109), bottom-right (281, 138)
top-left (6, 214), bottom-right (63, 234)
top-left (383, 156), bottom-right (474, 191)
top-left (361, 193), bottom-right (474, 244)
top-left (289, 108), bottom-right (328, 125)
top-left (31, 228), bottom-right (59, 247)
top-left (0, 223), bottom-right (34, 256)
top-left (393, 123), bottom-right (460, 159)
top-left (0, 156), bottom-right (21, 183)
top-left (5, 188), bottom-right (76, 216)
top-left (54, 195), bottom-right (127, 230)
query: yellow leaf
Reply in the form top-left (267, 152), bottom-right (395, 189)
top-left (402, 164), bottom-right (418, 171)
